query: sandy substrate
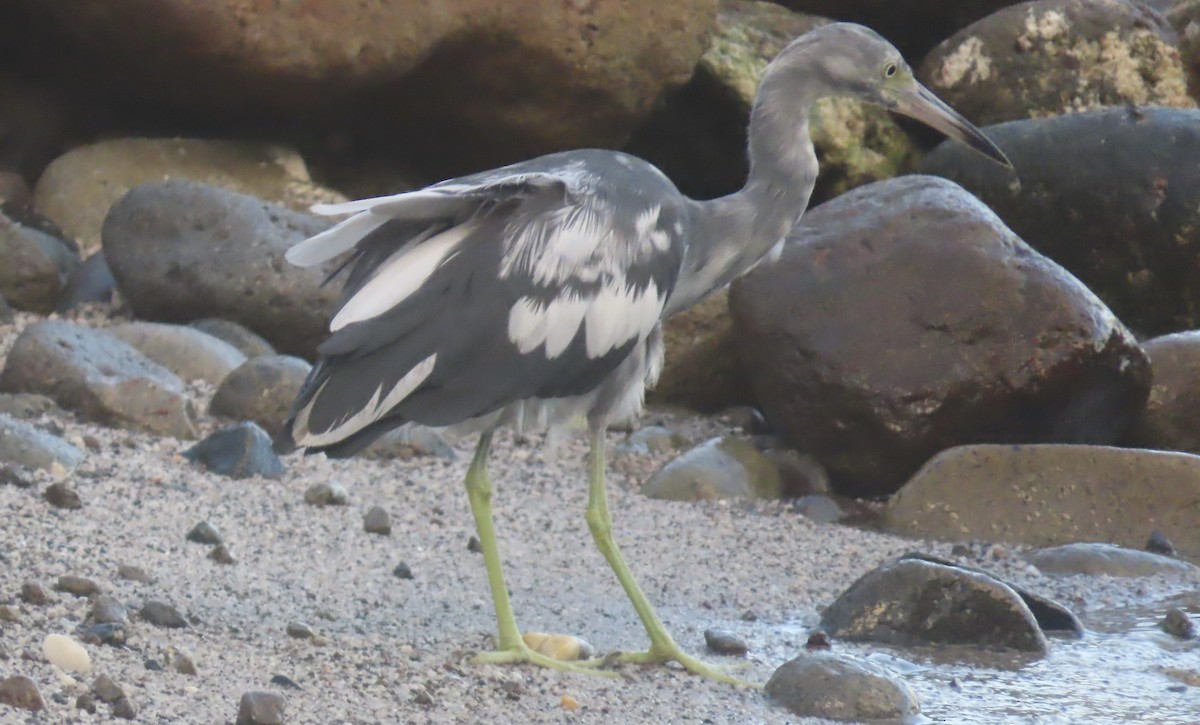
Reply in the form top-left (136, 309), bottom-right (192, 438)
top-left (1, 309), bottom-right (1197, 724)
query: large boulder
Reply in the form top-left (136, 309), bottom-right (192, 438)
top-left (919, 0), bottom-right (1192, 127)
top-left (3, 1), bottom-right (715, 180)
top-left (1132, 331), bottom-right (1200, 453)
top-left (729, 175), bottom-right (1149, 497)
top-left (102, 180), bottom-right (340, 358)
top-left (653, 290), bottom-right (750, 412)
top-left (920, 106), bottom-right (1200, 336)
top-left (884, 444), bottom-right (1200, 559)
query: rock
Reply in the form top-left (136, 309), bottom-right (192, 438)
top-left (653, 291), bottom-right (750, 412)
top-left (0, 412), bottom-right (85, 470)
top-left (209, 355), bottom-right (311, 435)
top-left (111, 696), bottom-right (137, 720)
top-left (1147, 530), bottom-right (1178, 556)
top-left (0, 463), bottom-right (33, 488)
top-left (0, 605), bottom-right (18, 622)
top-left (286, 622), bottom-right (313, 639)
top-left (32, 137), bottom-right (346, 254)
top-left (20, 580), bottom-right (49, 604)
top-left (76, 692), bottom-right (97, 713)
top-left (919, 0), bottom-right (1192, 127)
top-left (627, 2), bottom-right (918, 204)
top-left (359, 425), bottom-right (457, 461)
top-left (56, 252), bottom-right (116, 311)
top-left (44, 481), bottom-right (82, 509)
top-left (0, 674), bottom-right (45, 711)
top-left (0, 207), bottom-right (78, 312)
top-left (1161, 608), bottom-right (1197, 639)
top-left (88, 594), bottom-right (128, 625)
top-left (641, 436), bottom-right (786, 501)
top-left (189, 318), bottom-right (276, 359)
top-left (730, 176), bottom-right (1149, 497)
top-left (820, 558), bottom-right (1048, 653)
top-left (765, 651), bottom-right (921, 721)
top-left (183, 421), bottom-right (284, 480)
top-left (615, 425), bottom-right (687, 457)
top-left (237, 690), bottom-right (286, 725)
top-left (704, 628), bottom-right (749, 656)
top-left (393, 562), bottom-right (415, 580)
top-left (0, 392), bottom-right (62, 420)
top-left (885, 444), bottom-right (1200, 559)
top-left (91, 674), bottom-right (125, 703)
top-left (522, 632), bottom-right (595, 661)
top-left (1024, 543), bottom-right (1198, 577)
top-left (269, 674), bottom-right (301, 690)
top-left (209, 543), bottom-right (235, 565)
top-left (10, 4), bottom-right (713, 183)
top-left (304, 482), bottom-right (348, 506)
top-left (171, 650), bottom-right (198, 675)
top-left (116, 564), bottom-right (151, 583)
top-left (108, 322), bottom-right (247, 386)
top-left (363, 506), bottom-right (392, 535)
top-left (1133, 331), bottom-right (1200, 453)
top-left (139, 599), bottom-right (188, 628)
top-left (920, 106), bottom-right (1200, 336)
top-left (43, 633), bottom-right (92, 672)
top-left (186, 520), bottom-right (224, 545)
top-left (54, 575), bottom-right (99, 597)
top-left (0, 321), bottom-right (197, 438)
top-left (79, 622), bottom-right (128, 647)
top-left (103, 180), bottom-right (339, 357)
top-left (0, 293), bottom-right (10, 323)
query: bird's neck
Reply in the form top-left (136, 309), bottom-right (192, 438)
top-left (667, 80), bottom-right (820, 316)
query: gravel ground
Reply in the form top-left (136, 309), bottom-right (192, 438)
top-left (2, 309), bottom-right (1197, 723)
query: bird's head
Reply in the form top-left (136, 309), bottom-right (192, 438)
top-left (768, 23), bottom-right (1010, 167)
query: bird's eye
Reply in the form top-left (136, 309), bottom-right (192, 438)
top-left (884, 62), bottom-right (898, 78)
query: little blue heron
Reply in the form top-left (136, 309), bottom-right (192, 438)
top-left (276, 22), bottom-right (1009, 684)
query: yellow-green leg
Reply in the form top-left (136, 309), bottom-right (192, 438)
top-left (583, 426), bottom-right (753, 687)
top-left (466, 432), bottom-right (614, 676)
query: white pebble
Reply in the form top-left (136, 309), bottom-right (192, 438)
top-left (43, 633), bottom-right (92, 673)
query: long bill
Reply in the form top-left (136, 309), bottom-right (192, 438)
top-left (891, 83), bottom-right (1012, 168)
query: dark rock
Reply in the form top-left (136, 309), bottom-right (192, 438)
top-left (237, 690), bottom-right (286, 725)
top-left (183, 421), bottom-right (284, 479)
top-left (885, 444), bottom-right (1200, 559)
top-left (467, 536), bottom-right (482, 553)
top-left (116, 564), bottom-right (151, 583)
top-left (209, 543), bottom-right (235, 565)
top-left (704, 628), bottom-right (748, 656)
top-left (805, 631), bottom-right (831, 650)
top-left (0, 293), bottom-right (10, 323)
top-left (0, 412), bottom-right (85, 470)
top-left (56, 252), bottom-right (116, 310)
top-left (269, 674), bottom-right (301, 690)
top-left (109, 322), bottom-right (246, 386)
top-left (919, 0), bottom-right (1190, 127)
top-left (0, 392), bottom-right (63, 419)
top-left (1161, 608), bottom-right (1196, 639)
top-left (79, 622), bottom-right (127, 647)
top-left (186, 520), bottom-right (223, 545)
top-left (1024, 543), bottom-right (1198, 577)
top-left (304, 481), bottom-right (348, 506)
top-left (1147, 530), bottom-right (1178, 556)
top-left (285, 622), bottom-right (313, 639)
top-left (0, 321), bottom-right (197, 438)
top-left (189, 318), bottom-right (276, 359)
top-left (0, 463), bottom-right (33, 488)
top-left (139, 599), bottom-right (187, 628)
top-left (920, 106), bottom-right (1200, 336)
top-left (641, 436), bottom-right (786, 501)
top-left (652, 291), bottom-right (751, 413)
top-left (54, 574), bottom-right (99, 597)
top-left (1133, 332), bottom-right (1200, 454)
top-left (820, 558), bottom-right (1048, 653)
top-left (76, 692), bottom-right (97, 713)
top-left (393, 562), bottom-right (414, 580)
top-left (111, 696), bottom-right (137, 720)
top-left (20, 580), bottom-right (49, 604)
top-left (209, 355), bottom-right (311, 435)
top-left (44, 481), bottom-right (82, 509)
top-left (0, 207), bottom-right (78, 312)
top-left (731, 176), bottom-right (1149, 497)
top-left (765, 651), bottom-right (920, 721)
top-left (0, 674), bottom-right (46, 711)
top-left (91, 674), bottom-right (124, 703)
top-left (363, 506), bottom-right (391, 535)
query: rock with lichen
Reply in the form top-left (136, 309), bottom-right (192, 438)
top-left (919, 0), bottom-right (1194, 126)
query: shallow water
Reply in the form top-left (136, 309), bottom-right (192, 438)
top-left (764, 593), bottom-right (1200, 725)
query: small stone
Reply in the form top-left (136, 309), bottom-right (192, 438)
top-left (304, 481), bottom-right (348, 506)
top-left (741, 609), bottom-right (759, 622)
top-left (209, 543), bottom-right (235, 564)
top-left (467, 535), bottom-right (482, 553)
top-left (393, 562), bottom-right (414, 580)
top-left (0, 675), bottom-right (45, 711)
top-left (363, 505), bottom-right (391, 535)
top-left (43, 633), bottom-right (92, 673)
top-left (237, 690), bottom-right (286, 725)
top-left (1162, 608), bottom-right (1197, 640)
top-left (766, 652), bottom-right (920, 720)
top-left (111, 696), bottom-right (137, 720)
top-left (171, 650), bottom-right (198, 675)
top-left (183, 421), bottom-right (284, 479)
top-left (144, 658), bottom-right (163, 671)
top-left (140, 599), bottom-right (187, 628)
top-left (116, 564), bottom-right (151, 583)
top-left (0, 464), bottom-right (34, 487)
top-left (82, 435), bottom-right (102, 452)
top-left (76, 692), bottom-right (97, 713)
top-left (91, 674), bottom-right (125, 703)
top-left (286, 621), bottom-right (313, 639)
top-left (186, 520), bottom-right (223, 545)
top-left (79, 622), bottom-right (127, 647)
top-left (412, 686), bottom-right (434, 706)
top-left (561, 694), bottom-right (580, 711)
top-left (522, 632), bottom-right (594, 661)
top-left (44, 482), bottom-right (82, 509)
top-left (704, 628), bottom-right (748, 656)
top-left (805, 631), bottom-right (832, 650)
top-left (269, 674), bottom-right (301, 690)
top-left (20, 580), bottom-right (49, 604)
top-left (55, 574), bottom-right (99, 597)
top-left (0, 604), bottom-right (19, 622)
top-left (89, 594), bottom-right (128, 625)
top-left (1147, 531), bottom-right (1177, 557)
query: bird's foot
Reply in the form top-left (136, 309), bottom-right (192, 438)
top-left (472, 643), bottom-right (618, 678)
top-left (597, 641), bottom-right (759, 687)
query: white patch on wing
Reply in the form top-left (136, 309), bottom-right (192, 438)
top-left (584, 279), bottom-right (662, 358)
top-left (500, 203), bottom-right (613, 285)
top-left (286, 212), bottom-right (391, 267)
top-left (329, 223), bottom-right (473, 332)
top-left (506, 294), bottom-right (590, 358)
top-left (294, 353), bottom-right (437, 447)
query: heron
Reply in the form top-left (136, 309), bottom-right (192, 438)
top-left (275, 22), bottom-right (1009, 684)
